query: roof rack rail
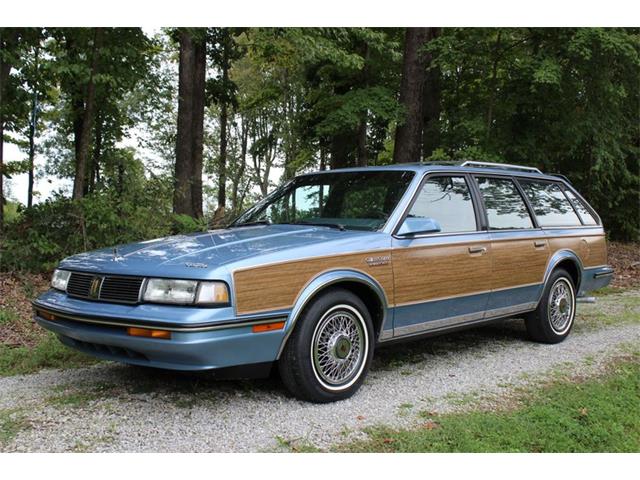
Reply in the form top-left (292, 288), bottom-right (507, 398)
top-left (460, 161), bottom-right (542, 174)
top-left (550, 173), bottom-right (573, 185)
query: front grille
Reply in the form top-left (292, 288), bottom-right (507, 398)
top-left (66, 272), bottom-right (144, 304)
top-left (66, 272), bottom-right (94, 297)
top-left (100, 276), bottom-right (144, 303)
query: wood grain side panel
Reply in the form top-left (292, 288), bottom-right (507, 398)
top-left (490, 239), bottom-right (550, 290)
top-left (392, 243), bottom-right (492, 305)
top-left (548, 234), bottom-right (607, 268)
top-left (233, 252), bottom-right (394, 315)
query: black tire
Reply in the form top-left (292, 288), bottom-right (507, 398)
top-left (525, 268), bottom-right (577, 344)
top-left (278, 288), bottom-right (374, 403)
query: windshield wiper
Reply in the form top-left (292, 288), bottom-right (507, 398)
top-left (291, 220), bottom-right (346, 231)
top-left (230, 220), bottom-right (272, 228)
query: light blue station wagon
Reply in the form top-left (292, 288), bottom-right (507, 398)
top-left (34, 161), bottom-right (613, 402)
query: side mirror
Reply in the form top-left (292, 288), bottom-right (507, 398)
top-left (396, 217), bottom-right (442, 236)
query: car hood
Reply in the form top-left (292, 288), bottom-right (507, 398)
top-left (58, 224), bottom-right (379, 278)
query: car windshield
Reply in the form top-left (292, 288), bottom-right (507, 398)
top-left (231, 170), bottom-right (415, 231)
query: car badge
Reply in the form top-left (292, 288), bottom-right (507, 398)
top-left (365, 255), bottom-right (390, 267)
top-left (185, 262), bottom-right (208, 269)
top-left (89, 276), bottom-right (102, 299)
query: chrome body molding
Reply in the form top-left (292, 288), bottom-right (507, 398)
top-left (275, 269), bottom-right (390, 358)
top-left (33, 302), bottom-right (287, 333)
top-left (593, 268), bottom-right (614, 279)
top-left (384, 301), bottom-right (538, 341)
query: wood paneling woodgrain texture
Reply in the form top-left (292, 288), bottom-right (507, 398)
top-left (490, 238), bottom-right (549, 290)
top-left (391, 242), bottom-right (492, 305)
top-left (233, 251), bottom-right (394, 315)
top-left (232, 232), bottom-right (607, 316)
top-left (548, 234), bottom-right (607, 267)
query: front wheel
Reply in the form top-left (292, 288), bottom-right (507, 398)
top-left (525, 268), bottom-right (576, 344)
top-left (278, 289), bottom-right (374, 403)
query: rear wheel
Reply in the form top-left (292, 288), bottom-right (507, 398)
top-left (525, 268), bottom-right (576, 344)
top-left (278, 289), bottom-right (374, 403)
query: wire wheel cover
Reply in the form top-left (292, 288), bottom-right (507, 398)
top-left (548, 278), bottom-right (574, 334)
top-left (312, 308), bottom-right (365, 387)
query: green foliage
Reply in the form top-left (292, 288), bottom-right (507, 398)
top-left (429, 27), bottom-right (640, 240)
top-left (0, 152), bottom-right (176, 272)
top-left (338, 356), bottom-right (640, 452)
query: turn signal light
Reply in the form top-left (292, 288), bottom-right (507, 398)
top-left (37, 310), bottom-right (56, 321)
top-left (127, 327), bottom-right (171, 339)
top-left (252, 321), bottom-right (285, 333)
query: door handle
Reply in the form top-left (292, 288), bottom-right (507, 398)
top-left (534, 241), bottom-right (546, 248)
top-left (468, 246), bottom-right (487, 255)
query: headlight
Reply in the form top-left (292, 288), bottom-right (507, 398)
top-left (51, 269), bottom-right (71, 291)
top-left (142, 279), bottom-right (229, 305)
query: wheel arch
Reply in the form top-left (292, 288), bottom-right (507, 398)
top-left (275, 269), bottom-right (389, 359)
top-left (542, 249), bottom-right (583, 296)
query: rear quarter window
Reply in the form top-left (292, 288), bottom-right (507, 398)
top-left (519, 180), bottom-right (582, 227)
top-left (564, 189), bottom-right (598, 225)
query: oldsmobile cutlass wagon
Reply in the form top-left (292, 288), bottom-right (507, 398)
top-left (34, 161), bottom-right (613, 402)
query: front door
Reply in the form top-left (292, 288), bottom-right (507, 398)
top-left (391, 174), bottom-right (492, 338)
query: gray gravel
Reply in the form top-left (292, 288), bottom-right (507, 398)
top-left (1, 293), bottom-right (639, 452)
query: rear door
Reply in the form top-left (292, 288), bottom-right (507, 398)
top-left (473, 176), bottom-right (549, 317)
top-left (391, 174), bottom-right (492, 337)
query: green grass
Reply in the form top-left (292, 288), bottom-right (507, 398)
top-left (592, 286), bottom-right (625, 297)
top-left (576, 292), bottom-right (640, 331)
top-left (0, 309), bottom-right (18, 325)
top-left (0, 334), bottom-right (99, 377)
top-left (0, 409), bottom-right (30, 446)
top-left (337, 355), bottom-right (640, 452)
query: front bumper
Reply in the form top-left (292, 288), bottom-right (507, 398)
top-left (33, 290), bottom-right (289, 371)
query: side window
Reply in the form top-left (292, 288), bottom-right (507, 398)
top-left (564, 189), bottom-right (598, 225)
top-left (408, 176), bottom-right (477, 233)
top-left (476, 177), bottom-right (534, 230)
top-left (519, 180), bottom-right (582, 227)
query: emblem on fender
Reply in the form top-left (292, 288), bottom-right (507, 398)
top-left (365, 255), bottom-right (391, 266)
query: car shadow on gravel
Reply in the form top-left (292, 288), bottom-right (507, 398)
top-left (63, 317), bottom-right (531, 406)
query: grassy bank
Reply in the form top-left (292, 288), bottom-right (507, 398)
top-left (0, 334), bottom-right (98, 377)
top-left (337, 354), bottom-right (640, 452)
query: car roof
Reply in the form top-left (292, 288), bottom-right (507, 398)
top-left (299, 161), bottom-right (565, 183)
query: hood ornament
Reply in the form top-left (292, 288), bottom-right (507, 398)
top-left (112, 247), bottom-right (123, 262)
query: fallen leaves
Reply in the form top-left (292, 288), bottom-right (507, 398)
top-left (421, 420), bottom-right (441, 430)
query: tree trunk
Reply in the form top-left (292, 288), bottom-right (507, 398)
top-left (190, 37), bottom-right (206, 219)
top-left (215, 30), bottom-right (231, 220)
top-left (0, 29), bottom-right (18, 230)
top-left (329, 130), bottom-right (355, 169)
top-left (174, 29), bottom-right (196, 216)
top-left (90, 110), bottom-right (103, 192)
top-left (231, 116), bottom-right (248, 214)
top-left (422, 28), bottom-right (441, 160)
top-left (356, 42), bottom-right (370, 167)
top-left (485, 29), bottom-right (502, 143)
top-left (27, 43), bottom-right (40, 208)
top-left (393, 27), bottom-right (431, 164)
top-left (72, 28), bottom-right (101, 200)
top-left (356, 117), bottom-right (368, 167)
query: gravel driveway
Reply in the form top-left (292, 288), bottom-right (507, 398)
top-left (1, 290), bottom-right (638, 452)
